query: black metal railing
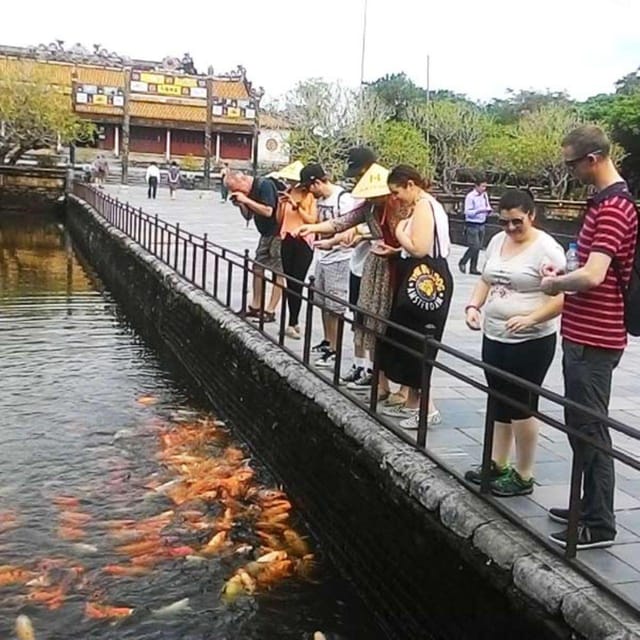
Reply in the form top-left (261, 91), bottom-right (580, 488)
top-left (72, 183), bottom-right (640, 607)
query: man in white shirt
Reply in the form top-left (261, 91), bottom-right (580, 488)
top-left (459, 178), bottom-right (492, 275)
top-left (145, 162), bottom-right (161, 199)
top-left (298, 163), bottom-right (364, 368)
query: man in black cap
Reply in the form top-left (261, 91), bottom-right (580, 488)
top-left (344, 147), bottom-right (377, 180)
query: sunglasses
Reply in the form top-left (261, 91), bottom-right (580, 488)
top-left (564, 150), bottom-right (602, 169)
top-left (497, 217), bottom-right (526, 228)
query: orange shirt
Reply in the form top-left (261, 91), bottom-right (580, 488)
top-left (279, 191), bottom-right (317, 245)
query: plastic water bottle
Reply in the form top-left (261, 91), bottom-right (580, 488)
top-left (565, 242), bottom-right (579, 295)
top-left (566, 242), bottom-right (579, 273)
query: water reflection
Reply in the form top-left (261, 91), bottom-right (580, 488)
top-left (0, 214), bottom-right (382, 640)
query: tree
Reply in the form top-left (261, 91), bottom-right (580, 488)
top-left (0, 61), bottom-right (94, 164)
top-left (364, 120), bottom-right (430, 174)
top-left (409, 101), bottom-right (489, 192)
top-left (367, 72), bottom-right (425, 121)
top-left (283, 78), bottom-right (354, 176)
top-left (283, 79), bottom-right (391, 177)
top-left (487, 89), bottom-right (574, 125)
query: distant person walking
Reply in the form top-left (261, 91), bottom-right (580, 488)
top-left (220, 163), bottom-right (230, 203)
top-left (459, 178), bottom-right (492, 275)
top-left (167, 161), bottom-right (181, 200)
top-left (146, 162), bottom-right (160, 199)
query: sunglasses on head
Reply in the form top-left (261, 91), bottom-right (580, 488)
top-left (564, 150), bottom-right (602, 168)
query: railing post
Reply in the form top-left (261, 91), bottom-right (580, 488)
top-left (214, 250), bottom-right (221, 301)
top-left (333, 315), bottom-right (345, 387)
top-left (226, 259), bottom-right (233, 307)
top-left (240, 249), bottom-right (250, 316)
top-left (278, 276), bottom-right (287, 346)
top-left (201, 233), bottom-right (208, 290)
top-left (182, 234), bottom-right (188, 276)
top-left (258, 268), bottom-right (268, 331)
top-left (191, 235), bottom-right (197, 283)
top-left (565, 446), bottom-right (584, 559)
top-left (302, 276), bottom-right (316, 365)
top-left (369, 338), bottom-right (382, 413)
top-left (479, 393), bottom-right (497, 495)
top-left (153, 214), bottom-right (159, 256)
top-left (174, 223), bottom-right (180, 270)
top-left (416, 324), bottom-right (436, 449)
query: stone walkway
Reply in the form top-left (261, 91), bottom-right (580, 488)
top-left (104, 184), bottom-right (640, 611)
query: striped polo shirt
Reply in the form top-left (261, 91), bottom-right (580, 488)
top-left (561, 182), bottom-right (638, 350)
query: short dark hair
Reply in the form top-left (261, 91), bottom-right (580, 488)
top-left (562, 125), bottom-right (611, 158)
top-left (474, 174), bottom-right (487, 186)
top-left (499, 188), bottom-right (535, 215)
top-left (387, 164), bottom-right (429, 190)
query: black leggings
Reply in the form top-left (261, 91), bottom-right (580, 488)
top-left (281, 236), bottom-right (313, 326)
top-left (482, 333), bottom-right (556, 422)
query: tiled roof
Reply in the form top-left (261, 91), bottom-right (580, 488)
top-left (212, 79), bottom-right (249, 100)
top-left (259, 113), bottom-right (291, 129)
top-left (75, 65), bottom-right (124, 87)
top-left (75, 104), bottom-right (123, 117)
top-left (130, 101), bottom-right (207, 123)
top-left (0, 56), bottom-right (73, 86)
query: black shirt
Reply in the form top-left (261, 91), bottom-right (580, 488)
top-left (249, 177), bottom-right (279, 237)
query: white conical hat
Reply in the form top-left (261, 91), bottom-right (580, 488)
top-left (351, 163), bottom-right (390, 198)
top-left (268, 160), bottom-right (304, 182)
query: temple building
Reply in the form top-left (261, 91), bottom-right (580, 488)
top-left (0, 43), bottom-right (289, 177)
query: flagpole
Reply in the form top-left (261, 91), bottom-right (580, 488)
top-left (360, 0), bottom-right (368, 87)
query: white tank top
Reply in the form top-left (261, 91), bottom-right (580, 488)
top-left (400, 193), bottom-right (451, 259)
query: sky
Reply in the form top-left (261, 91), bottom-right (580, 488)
top-left (4, 0), bottom-right (640, 103)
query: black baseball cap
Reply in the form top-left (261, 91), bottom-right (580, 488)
top-left (298, 163), bottom-right (327, 186)
top-left (345, 147), bottom-right (377, 178)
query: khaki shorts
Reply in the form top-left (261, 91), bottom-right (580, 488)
top-left (255, 235), bottom-right (283, 272)
top-left (314, 259), bottom-right (350, 315)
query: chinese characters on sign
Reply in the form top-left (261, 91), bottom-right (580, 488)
top-left (212, 98), bottom-right (256, 120)
top-left (130, 71), bottom-right (207, 99)
top-left (74, 84), bottom-right (125, 107)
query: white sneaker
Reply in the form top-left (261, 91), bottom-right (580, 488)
top-left (399, 410), bottom-right (442, 430)
top-left (284, 326), bottom-right (301, 340)
top-left (341, 365), bottom-right (363, 385)
top-left (314, 351), bottom-right (336, 368)
top-left (346, 369), bottom-right (373, 390)
top-left (380, 405), bottom-right (418, 419)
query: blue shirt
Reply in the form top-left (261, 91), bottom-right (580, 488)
top-left (464, 189), bottom-right (491, 224)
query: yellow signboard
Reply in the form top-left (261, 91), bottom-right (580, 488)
top-left (140, 72), bottom-right (166, 85)
top-left (158, 84), bottom-right (183, 96)
top-left (175, 77), bottom-right (198, 88)
top-left (227, 106), bottom-right (241, 118)
top-left (92, 94), bottom-right (108, 105)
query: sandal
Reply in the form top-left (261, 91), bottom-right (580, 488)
top-left (383, 392), bottom-right (407, 407)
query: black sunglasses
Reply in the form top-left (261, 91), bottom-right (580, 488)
top-left (497, 217), bottom-right (526, 228)
top-left (565, 150), bottom-right (602, 168)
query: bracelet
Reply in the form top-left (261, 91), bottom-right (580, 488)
top-left (465, 304), bottom-right (480, 314)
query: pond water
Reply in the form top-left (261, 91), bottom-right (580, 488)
top-left (0, 213), bottom-right (384, 640)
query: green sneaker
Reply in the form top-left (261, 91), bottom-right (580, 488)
top-left (464, 461), bottom-right (509, 486)
top-left (490, 468), bottom-right (534, 497)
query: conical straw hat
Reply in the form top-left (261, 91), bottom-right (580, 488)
top-left (351, 163), bottom-right (390, 199)
top-left (269, 160), bottom-right (304, 182)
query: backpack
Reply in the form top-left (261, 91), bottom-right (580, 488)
top-left (256, 176), bottom-right (289, 227)
top-left (611, 188), bottom-right (640, 336)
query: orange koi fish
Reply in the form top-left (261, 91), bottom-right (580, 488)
top-left (85, 601), bottom-right (134, 619)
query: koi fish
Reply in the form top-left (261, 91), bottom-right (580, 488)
top-left (15, 615), bottom-right (35, 640)
top-left (152, 597), bottom-right (191, 616)
top-left (85, 601), bottom-right (134, 619)
top-left (103, 564), bottom-right (150, 577)
top-left (137, 395), bottom-right (157, 406)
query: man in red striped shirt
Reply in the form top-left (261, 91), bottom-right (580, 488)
top-left (541, 125), bottom-right (638, 550)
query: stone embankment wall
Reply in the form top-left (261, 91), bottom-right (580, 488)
top-left (66, 195), bottom-right (640, 640)
top-left (0, 166), bottom-right (67, 213)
